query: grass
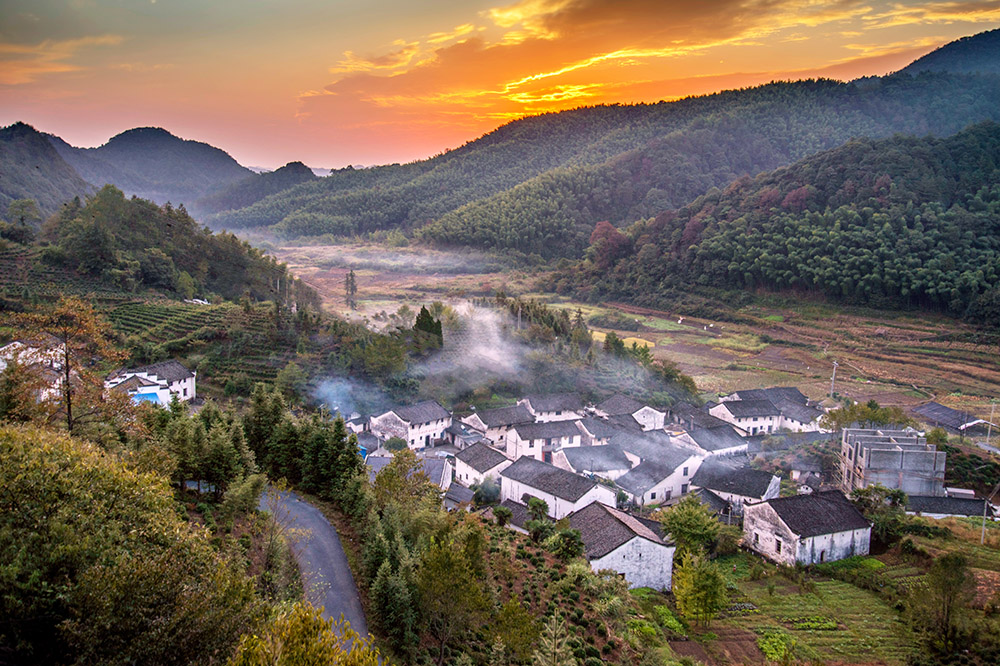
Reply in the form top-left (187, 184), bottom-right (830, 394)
top-left (589, 330), bottom-right (657, 348)
top-left (708, 334), bottom-right (769, 353)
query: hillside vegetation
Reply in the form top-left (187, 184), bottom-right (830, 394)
top-left (212, 72), bottom-right (1000, 258)
top-left (551, 122), bottom-right (1000, 322)
top-left (194, 161), bottom-right (318, 217)
top-left (0, 123), bottom-right (93, 217)
top-left (901, 27), bottom-right (1000, 75)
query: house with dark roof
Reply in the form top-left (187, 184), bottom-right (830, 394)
top-left (615, 440), bottom-right (704, 506)
top-left (366, 454), bottom-right (452, 492)
top-left (575, 417), bottom-right (623, 446)
top-left (499, 457), bottom-right (617, 518)
top-left (913, 401), bottom-right (995, 434)
top-left (691, 487), bottom-right (737, 523)
top-left (593, 394), bottom-right (666, 431)
top-left (369, 400), bottom-right (452, 449)
top-left (444, 420), bottom-right (486, 449)
top-left (443, 483), bottom-right (476, 511)
top-left (743, 490), bottom-right (871, 566)
top-left (461, 404), bottom-right (535, 449)
top-left (518, 393), bottom-right (584, 422)
top-left (681, 425), bottom-right (748, 456)
top-left (454, 441), bottom-right (512, 486)
top-left (506, 420), bottom-right (582, 462)
top-left (710, 387), bottom-right (825, 436)
top-left (690, 459), bottom-right (780, 513)
top-left (906, 495), bottom-right (996, 520)
top-left (106, 359), bottom-right (196, 403)
top-left (553, 444), bottom-right (633, 481)
top-left (568, 502), bottom-right (676, 590)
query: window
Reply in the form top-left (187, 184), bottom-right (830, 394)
top-left (650, 492), bottom-right (656, 500)
top-left (775, 538), bottom-right (782, 554)
top-left (681, 484), bottom-right (689, 494)
top-left (682, 466), bottom-right (689, 476)
top-left (183, 388), bottom-right (188, 397)
top-left (754, 532), bottom-right (759, 544)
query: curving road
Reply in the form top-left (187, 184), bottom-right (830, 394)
top-left (261, 488), bottom-right (369, 637)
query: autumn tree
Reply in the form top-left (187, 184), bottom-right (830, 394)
top-left (673, 552), bottom-right (728, 627)
top-left (588, 220), bottom-right (631, 270)
top-left (9, 296), bottom-right (132, 436)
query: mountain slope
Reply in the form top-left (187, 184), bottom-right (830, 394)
top-left (192, 160), bottom-right (318, 217)
top-left (900, 28), bottom-right (1000, 75)
top-left (47, 127), bottom-right (253, 207)
top-left (0, 123), bottom-right (93, 218)
top-left (553, 122), bottom-right (1000, 321)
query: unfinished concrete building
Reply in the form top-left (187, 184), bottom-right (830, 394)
top-left (840, 428), bottom-right (946, 497)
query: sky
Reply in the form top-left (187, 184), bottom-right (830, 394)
top-left (1, 1), bottom-right (998, 169)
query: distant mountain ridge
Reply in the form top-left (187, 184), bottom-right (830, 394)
top-left (194, 161), bottom-right (318, 217)
top-left (0, 122), bottom-right (93, 218)
top-left (46, 126), bottom-right (253, 209)
top-left (900, 28), bottom-right (1000, 75)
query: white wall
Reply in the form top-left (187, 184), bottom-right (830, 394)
top-left (625, 455), bottom-right (704, 505)
top-left (506, 430), bottom-right (581, 461)
top-left (633, 406), bottom-right (666, 431)
top-left (590, 538), bottom-right (675, 590)
top-left (454, 458), bottom-right (511, 486)
top-left (796, 528), bottom-right (870, 565)
top-left (371, 411), bottom-right (451, 449)
top-left (500, 477), bottom-right (616, 519)
top-left (743, 502), bottom-right (870, 566)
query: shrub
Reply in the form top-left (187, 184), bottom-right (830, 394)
top-left (654, 605), bottom-right (686, 636)
top-left (757, 630), bottom-right (794, 660)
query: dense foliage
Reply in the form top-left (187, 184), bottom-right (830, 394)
top-left (47, 126), bottom-right (252, 209)
top-left (194, 162), bottom-right (318, 217)
top-left (558, 122), bottom-right (1000, 321)
top-left (40, 185), bottom-right (319, 306)
top-left (900, 27), bottom-right (1000, 76)
top-left (210, 71), bottom-right (1000, 259)
top-left (0, 123), bottom-right (92, 217)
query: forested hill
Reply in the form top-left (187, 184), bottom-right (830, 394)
top-left (551, 122), bottom-right (1000, 323)
top-left (39, 185), bottom-right (318, 307)
top-left (192, 160), bottom-right (318, 216)
top-left (212, 71), bottom-right (1000, 256)
top-left (47, 127), bottom-right (253, 208)
top-left (0, 123), bottom-right (93, 217)
top-left (900, 28), bottom-right (1000, 75)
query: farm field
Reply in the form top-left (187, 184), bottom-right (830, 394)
top-left (271, 242), bottom-right (1000, 423)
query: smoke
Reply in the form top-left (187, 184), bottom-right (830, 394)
top-left (313, 376), bottom-right (395, 418)
top-left (311, 247), bottom-right (507, 275)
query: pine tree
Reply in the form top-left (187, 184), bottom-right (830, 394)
top-left (531, 616), bottom-right (577, 666)
top-left (370, 560), bottom-right (416, 652)
top-left (345, 270), bottom-right (357, 310)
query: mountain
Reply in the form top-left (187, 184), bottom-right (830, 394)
top-left (900, 28), bottom-right (1000, 76)
top-left (47, 127), bottom-right (253, 208)
top-left (192, 160), bottom-right (318, 217)
top-left (552, 122), bottom-right (1000, 322)
top-left (210, 69), bottom-right (1000, 256)
top-left (0, 122), bottom-right (93, 219)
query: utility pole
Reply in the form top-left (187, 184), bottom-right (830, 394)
top-left (830, 361), bottom-right (839, 399)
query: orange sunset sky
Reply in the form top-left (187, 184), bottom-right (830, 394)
top-left (2, 0), bottom-right (999, 168)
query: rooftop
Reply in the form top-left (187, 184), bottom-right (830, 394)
top-left (471, 404), bottom-right (535, 428)
top-left (521, 393), bottom-right (584, 414)
top-left (393, 400), bottom-right (451, 424)
top-left (444, 484), bottom-right (475, 506)
top-left (455, 441), bottom-right (509, 473)
top-left (511, 420), bottom-right (582, 441)
top-left (759, 490), bottom-right (870, 537)
top-left (569, 501), bottom-right (668, 559)
top-left (500, 456), bottom-right (597, 501)
top-left (691, 459), bottom-right (776, 498)
top-left (561, 444), bottom-right (632, 473)
top-left (686, 425), bottom-right (746, 452)
top-left (914, 401), bottom-right (993, 431)
top-left (719, 399), bottom-right (781, 419)
top-left (732, 387), bottom-right (809, 406)
top-left (907, 495), bottom-right (994, 517)
top-left (595, 394), bottom-right (646, 416)
top-left (115, 359), bottom-right (194, 383)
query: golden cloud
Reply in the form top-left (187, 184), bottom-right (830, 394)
top-left (0, 34), bottom-right (123, 85)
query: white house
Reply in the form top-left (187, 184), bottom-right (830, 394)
top-left (709, 400), bottom-right (781, 436)
top-left (569, 501), bottom-right (676, 590)
top-left (0, 336), bottom-right (66, 402)
top-left (109, 374), bottom-right (172, 406)
top-left (743, 491), bottom-right (871, 566)
top-left (681, 425), bottom-right (749, 457)
top-left (461, 404), bottom-right (535, 449)
top-left (553, 444), bottom-right (633, 481)
top-left (690, 458), bottom-right (780, 514)
top-left (369, 400), bottom-right (452, 449)
top-left (614, 442), bottom-right (704, 506)
top-left (518, 393), bottom-right (585, 422)
top-left (506, 420), bottom-right (582, 462)
top-left (593, 394), bottom-right (666, 431)
top-left (500, 456), bottom-right (617, 519)
top-left (713, 387), bottom-right (825, 435)
top-left (454, 441), bottom-right (512, 486)
top-left (106, 360), bottom-right (196, 403)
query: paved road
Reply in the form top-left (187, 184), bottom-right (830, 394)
top-left (262, 488), bottom-right (369, 636)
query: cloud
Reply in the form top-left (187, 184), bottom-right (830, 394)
top-left (0, 34), bottom-right (122, 85)
top-left (330, 41), bottom-right (421, 74)
top-left (864, 1), bottom-right (1000, 28)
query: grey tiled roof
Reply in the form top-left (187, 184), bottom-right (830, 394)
top-left (734, 387), bottom-right (809, 406)
top-left (720, 399), bottom-right (780, 418)
top-left (773, 398), bottom-right (823, 425)
top-left (595, 394), bottom-right (645, 416)
top-left (914, 401), bottom-right (991, 430)
top-left (522, 393), bottom-right (584, 413)
top-left (118, 360), bottom-right (194, 383)
top-left (393, 400), bottom-right (450, 424)
top-left (473, 404), bottom-right (535, 428)
top-left (511, 420), bottom-right (582, 441)
top-left (562, 444), bottom-right (632, 473)
top-left (907, 495), bottom-right (993, 517)
top-left (691, 459), bottom-right (776, 498)
top-left (615, 461), bottom-right (675, 496)
top-left (455, 441), bottom-right (509, 473)
top-left (762, 491), bottom-right (870, 537)
top-left (569, 501), bottom-right (666, 558)
top-left (444, 484), bottom-right (475, 505)
top-left (686, 425), bottom-right (746, 452)
top-left (500, 456), bottom-right (597, 501)
top-left (576, 417), bottom-right (624, 440)
top-left (693, 487), bottom-right (732, 515)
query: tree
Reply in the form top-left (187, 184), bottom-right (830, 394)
top-left (473, 476), bottom-right (500, 505)
top-left (417, 539), bottom-right (489, 666)
top-left (384, 436), bottom-right (407, 451)
top-left (7, 198), bottom-right (41, 227)
top-left (908, 553), bottom-right (975, 653)
top-left (228, 602), bottom-right (381, 666)
top-left (373, 448), bottom-right (436, 512)
top-left (490, 598), bottom-right (539, 664)
top-left (345, 270), bottom-right (358, 310)
top-left (10, 296), bottom-right (131, 436)
top-left (588, 220), bottom-right (631, 270)
top-left (414, 305), bottom-right (443, 348)
top-left (548, 528), bottom-right (585, 560)
top-left (493, 505), bottom-right (513, 527)
top-left (820, 400), bottom-right (915, 431)
top-left (531, 615), bottom-right (577, 666)
top-left (527, 497), bottom-right (549, 521)
top-left (275, 361), bottom-right (308, 400)
top-left (370, 560), bottom-right (417, 652)
top-left (850, 483), bottom-right (908, 544)
top-left (673, 553), bottom-right (728, 627)
top-left (660, 494), bottom-right (721, 557)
